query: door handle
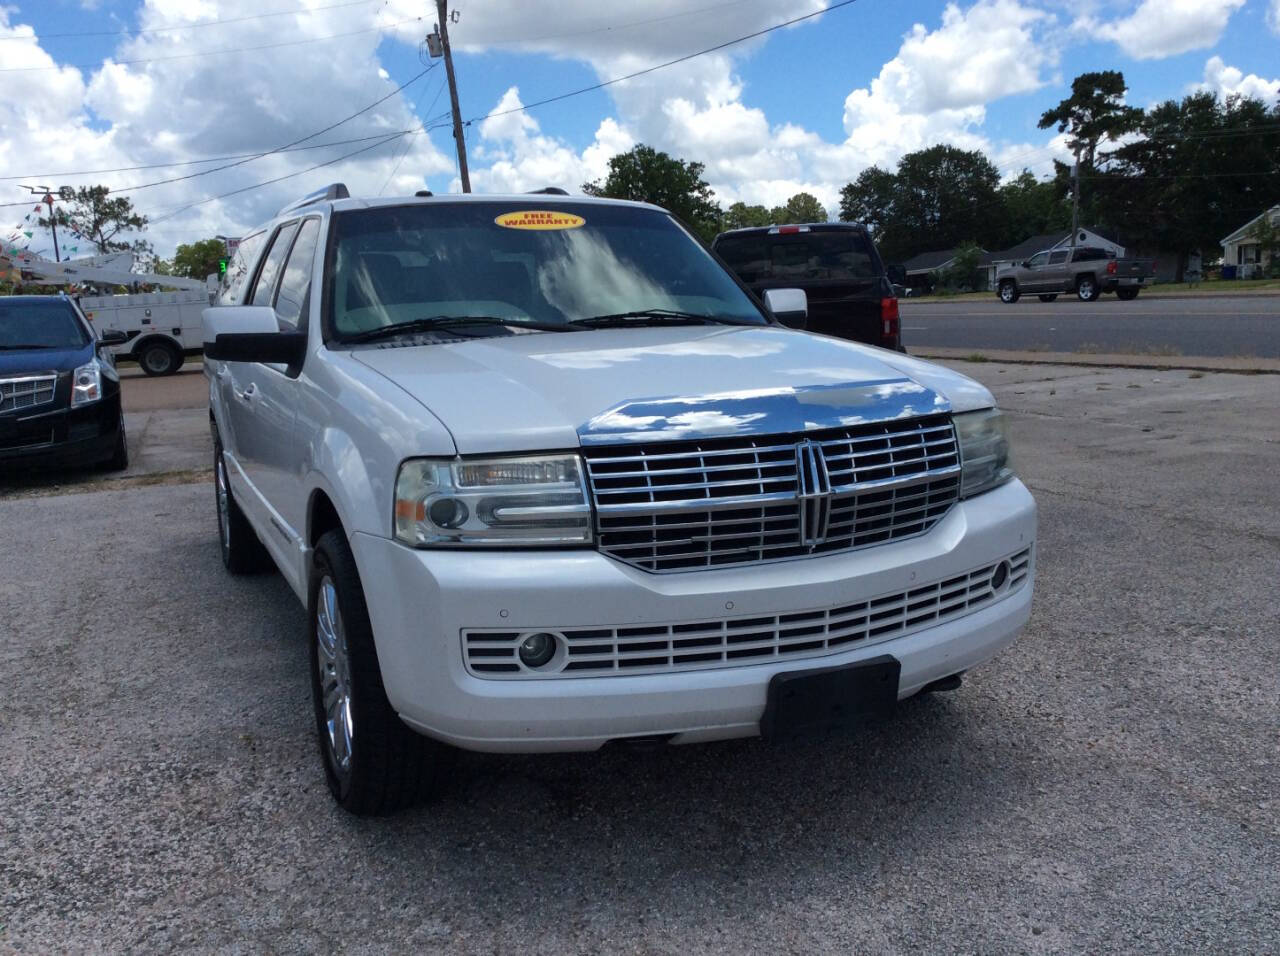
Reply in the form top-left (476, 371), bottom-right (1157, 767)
top-left (234, 383), bottom-right (257, 402)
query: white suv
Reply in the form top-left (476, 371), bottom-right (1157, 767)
top-left (203, 185), bottom-right (1037, 815)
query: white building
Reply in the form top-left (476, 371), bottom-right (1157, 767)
top-left (1220, 205), bottom-right (1280, 279)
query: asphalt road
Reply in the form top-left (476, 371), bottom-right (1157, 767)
top-left (901, 294), bottom-right (1280, 357)
top-left (3, 363), bottom-right (1279, 952)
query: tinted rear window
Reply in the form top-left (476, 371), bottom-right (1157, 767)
top-left (716, 231), bottom-right (878, 283)
top-left (0, 299), bottom-right (89, 349)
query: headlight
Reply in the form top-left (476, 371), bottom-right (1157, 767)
top-left (70, 358), bottom-right (103, 407)
top-left (954, 408), bottom-right (1014, 498)
top-left (394, 454), bottom-right (592, 547)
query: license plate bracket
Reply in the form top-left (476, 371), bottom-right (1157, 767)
top-left (761, 655), bottom-right (900, 741)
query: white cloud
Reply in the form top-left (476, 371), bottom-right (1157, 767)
top-left (1085, 0), bottom-right (1246, 60)
top-left (1, 0), bottom-right (1075, 256)
top-left (0, 2), bottom-right (453, 255)
top-left (1269, 0), bottom-right (1280, 35)
top-left (1196, 56), bottom-right (1280, 105)
top-left (471, 88), bottom-right (634, 193)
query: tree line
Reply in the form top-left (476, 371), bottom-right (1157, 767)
top-left (587, 72), bottom-right (1280, 281)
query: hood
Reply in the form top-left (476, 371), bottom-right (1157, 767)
top-left (0, 341), bottom-right (93, 377)
top-left (353, 326), bottom-right (994, 454)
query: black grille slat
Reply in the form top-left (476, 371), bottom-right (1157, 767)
top-left (584, 415), bottom-right (961, 573)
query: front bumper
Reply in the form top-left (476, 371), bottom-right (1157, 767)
top-left (0, 393), bottom-right (121, 468)
top-left (352, 478), bottom-right (1037, 752)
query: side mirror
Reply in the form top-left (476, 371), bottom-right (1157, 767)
top-left (98, 329), bottom-right (129, 347)
top-left (763, 288), bottom-right (808, 330)
top-left (203, 306), bottom-right (306, 365)
top-left (886, 263), bottom-right (907, 285)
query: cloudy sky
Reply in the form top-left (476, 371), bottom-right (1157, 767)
top-left (2, 0), bottom-right (1278, 257)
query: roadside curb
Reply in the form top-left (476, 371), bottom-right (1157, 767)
top-left (903, 290), bottom-right (1280, 305)
top-left (910, 346), bottom-right (1280, 375)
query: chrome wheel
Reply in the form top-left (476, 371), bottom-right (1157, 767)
top-left (315, 576), bottom-right (354, 774)
top-left (215, 452), bottom-right (231, 553)
top-left (1077, 278), bottom-right (1096, 301)
top-left (999, 282), bottom-right (1015, 303)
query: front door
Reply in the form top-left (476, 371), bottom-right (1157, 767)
top-left (222, 220), bottom-right (302, 569)
top-left (1021, 251), bottom-right (1051, 291)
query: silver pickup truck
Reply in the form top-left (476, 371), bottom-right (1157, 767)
top-left (996, 246), bottom-right (1154, 303)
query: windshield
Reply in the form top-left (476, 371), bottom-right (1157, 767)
top-left (325, 202), bottom-right (767, 340)
top-left (0, 299), bottom-right (90, 349)
top-left (715, 230), bottom-right (879, 283)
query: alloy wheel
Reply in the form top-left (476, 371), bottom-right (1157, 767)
top-left (315, 576), bottom-right (355, 775)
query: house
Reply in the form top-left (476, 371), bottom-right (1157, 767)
top-left (1220, 204), bottom-right (1280, 279)
top-left (984, 228), bottom-right (1125, 290)
top-left (901, 249), bottom-right (963, 292)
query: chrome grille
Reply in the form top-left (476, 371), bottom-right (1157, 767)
top-left (583, 414), bottom-right (961, 572)
top-left (0, 374), bottom-right (57, 414)
top-left (464, 547), bottom-right (1032, 678)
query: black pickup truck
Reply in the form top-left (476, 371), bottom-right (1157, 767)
top-left (712, 223), bottom-right (903, 350)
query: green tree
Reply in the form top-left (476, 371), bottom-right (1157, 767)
top-left (722, 201), bottom-right (773, 230)
top-left (771, 192), bottom-right (828, 224)
top-left (997, 170), bottom-right (1070, 248)
top-left (936, 241), bottom-right (984, 291)
top-left (1103, 91), bottom-right (1280, 279)
top-left (39, 185), bottom-right (149, 256)
top-left (171, 238), bottom-right (226, 280)
top-left (837, 145), bottom-right (1003, 261)
top-left (1038, 71), bottom-right (1143, 170)
top-left (583, 144), bottom-right (721, 241)
top-left (838, 166), bottom-right (896, 237)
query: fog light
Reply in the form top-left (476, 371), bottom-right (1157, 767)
top-left (990, 560), bottom-right (1010, 591)
top-left (518, 632), bottom-right (558, 668)
top-left (427, 497), bottom-right (468, 529)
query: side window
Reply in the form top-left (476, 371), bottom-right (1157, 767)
top-left (1048, 250), bottom-right (1069, 265)
top-left (273, 218), bottom-right (321, 331)
top-left (248, 222), bottom-right (300, 306)
top-left (1027, 252), bottom-right (1048, 268)
top-left (217, 230), bottom-right (266, 305)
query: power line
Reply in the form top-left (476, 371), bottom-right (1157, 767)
top-left (0, 128), bottom-right (422, 181)
top-left (0, 15), bottom-right (423, 72)
top-left (380, 76), bottom-right (448, 196)
top-left (105, 65), bottom-right (436, 195)
top-left (0, 0), bottom-right (377, 42)
top-left (463, 0), bottom-right (863, 124)
top-left (149, 132), bottom-right (410, 223)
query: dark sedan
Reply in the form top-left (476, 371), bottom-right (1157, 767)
top-left (1, 296), bottom-right (129, 472)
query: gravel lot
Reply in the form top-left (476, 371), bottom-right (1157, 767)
top-left (2, 363), bottom-right (1277, 953)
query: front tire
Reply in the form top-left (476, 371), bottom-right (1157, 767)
top-left (215, 439), bottom-right (269, 574)
top-left (1076, 276), bottom-right (1100, 302)
top-left (309, 529), bottom-right (450, 816)
top-left (138, 341), bottom-right (182, 376)
top-left (101, 417), bottom-right (128, 471)
top-left (1116, 288), bottom-right (1139, 301)
top-left (1038, 294), bottom-right (1058, 302)
top-left (998, 280), bottom-right (1020, 303)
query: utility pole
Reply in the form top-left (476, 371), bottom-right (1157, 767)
top-left (434, 0), bottom-right (471, 192)
top-left (20, 185), bottom-right (61, 261)
top-left (1069, 146), bottom-right (1081, 254)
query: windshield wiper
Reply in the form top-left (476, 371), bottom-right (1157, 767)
top-left (343, 315), bottom-right (580, 344)
top-left (0, 343), bottom-right (57, 350)
top-left (574, 309), bottom-right (754, 328)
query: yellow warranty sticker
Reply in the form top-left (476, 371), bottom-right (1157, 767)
top-left (494, 210), bottom-right (585, 230)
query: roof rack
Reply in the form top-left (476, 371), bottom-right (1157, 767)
top-left (527, 186), bottom-right (569, 195)
top-left (277, 183), bottom-right (349, 216)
